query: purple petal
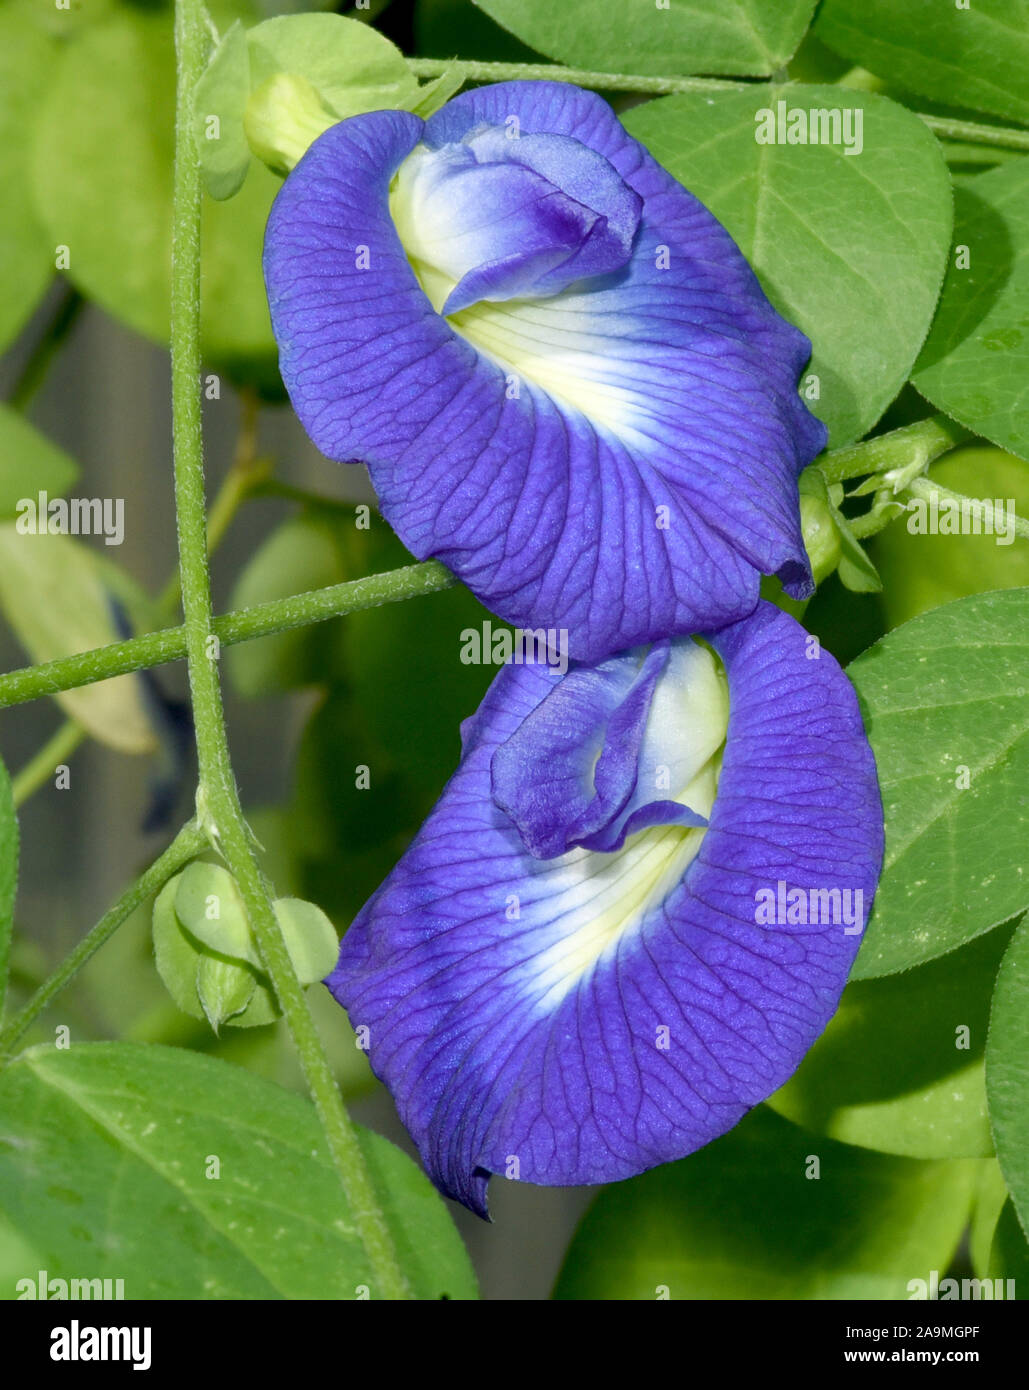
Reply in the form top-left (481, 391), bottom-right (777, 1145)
top-left (327, 603), bottom-right (884, 1214)
top-left (264, 83), bottom-right (827, 662)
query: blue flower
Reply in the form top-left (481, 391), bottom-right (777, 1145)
top-left (264, 81), bottom-right (827, 662)
top-left (327, 603), bottom-right (883, 1215)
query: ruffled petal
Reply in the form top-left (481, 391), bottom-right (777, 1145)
top-left (327, 603), bottom-right (883, 1214)
top-left (490, 639), bottom-right (720, 859)
top-left (264, 83), bottom-right (827, 662)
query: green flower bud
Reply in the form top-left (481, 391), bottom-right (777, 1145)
top-left (196, 955), bottom-right (256, 1034)
top-left (243, 73), bottom-right (337, 177)
top-left (152, 870), bottom-right (280, 1033)
top-left (799, 489), bottom-right (844, 586)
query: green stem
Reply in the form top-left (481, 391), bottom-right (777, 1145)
top-left (0, 560), bottom-right (454, 710)
top-left (11, 399), bottom-right (266, 812)
top-left (408, 56), bottom-right (750, 95)
top-left (0, 416), bottom-right (978, 713)
top-left (917, 113), bottom-right (1029, 152)
top-left (157, 389), bottom-right (266, 616)
top-left (817, 415), bottom-right (971, 484)
top-left (172, 0), bottom-right (408, 1300)
top-left (903, 476), bottom-right (1029, 540)
top-left (848, 495), bottom-right (906, 540)
top-left (0, 820), bottom-right (205, 1053)
top-left (11, 721), bottom-right (87, 808)
top-left (410, 58), bottom-right (1029, 150)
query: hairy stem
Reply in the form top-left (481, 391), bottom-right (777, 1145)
top-left (408, 56), bottom-right (749, 95)
top-left (11, 398), bottom-right (267, 813)
top-left (157, 388), bottom-right (266, 615)
top-left (903, 476), bottom-right (1029, 540)
top-left (0, 820), bottom-right (205, 1054)
top-left (170, 0), bottom-right (409, 1299)
top-left (410, 58), bottom-right (1029, 150)
top-left (817, 415), bottom-right (971, 485)
top-left (0, 421), bottom-right (975, 713)
top-left (0, 561), bottom-right (455, 710)
top-left (916, 113), bottom-right (1029, 152)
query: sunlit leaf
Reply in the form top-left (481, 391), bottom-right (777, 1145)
top-left (847, 590), bottom-right (1029, 978)
top-left (913, 161), bottom-right (1029, 462)
top-left (623, 88), bottom-right (951, 445)
top-left (554, 1107), bottom-right (976, 1299)
top-left (0, 527), bottom-right (156, 754)
top-left (0, 1043), bottom-right (477, 1298)
top-left (474, 0), bottom-right (818, 77)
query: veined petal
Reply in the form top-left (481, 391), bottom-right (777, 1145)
top-left (490, 639), bottom-right (722, 858)
top-left (328, 603), bottom-right (883, 1214)
top-left (264, 83), bottom-right (827, 662)
top-left (392, 128), bottom-right (642, 314)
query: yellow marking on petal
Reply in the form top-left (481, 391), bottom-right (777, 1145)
top-left (445, 297), bottom-right (639, 436)
top-left (390, 145), bottom-right (646, 437)
top-left (529, 754), bottom-right (722, 1011)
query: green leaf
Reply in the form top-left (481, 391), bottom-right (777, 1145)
top-left (273, 898), bottom-right (339, 986)
top-left (474, 0), bottom-right (818, 77)
top-left (0, 1042), bottom-right (477, 1299)
top-left (0, 406), bottom-right (78, 522)
top-left (622, 88), bottom-right (952, 446)
top-left (31, 7), bottom-right (278, 383)
top-left (988, 1202), bottom-right (1029, 1287)
top-left (196, 13), bottom-right (454, 195)
top-left (847, 589), bottom-right (1029, 979)
top-left (872, 444), bottom-right (1029, 629)
top-left (193, 20), bottom-right (252, 201)
top-left (0, 527), bottom-right (156, 754)
top-left (0, 5), bottom-right (55, 351)
top-left (986, 918), bottom-right (1029, 1239)
top-left (247, 14), bottom-right (420, 118)
top-left (0, 750), bottom-right (18, 1019)
top-left (815, 0), bottom-right (1029, 125)
top-left (912, 161), bottom-right (1029, 462)
top-left (554, 1107), bottom-right (976, 1300)
top-left (415, 0), bottom-right (544, 61)
top-left (769, 925), bottom-right (1014, 1159)
top-left (970, 1159), bottom-right (1010, 1277)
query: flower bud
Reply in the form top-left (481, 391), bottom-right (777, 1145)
top-left (243, 72), bottom-right (337, 176)
top-left (799, 489), bottom-right (843, 586)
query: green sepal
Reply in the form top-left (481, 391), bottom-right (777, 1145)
top-left (273, 896), bottom-right (339, 986)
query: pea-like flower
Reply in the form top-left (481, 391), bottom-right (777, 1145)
top-left (327, 603), bottom-right (883, 1214)
top-left (264, 81), bottom-right (827, 661)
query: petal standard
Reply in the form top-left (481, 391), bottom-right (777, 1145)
top-left (264, 82), bottom-right (828, 663)
top-left (327, 604), bottom-right (883, 1214)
